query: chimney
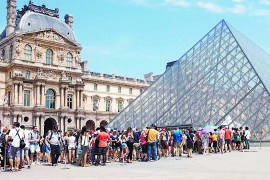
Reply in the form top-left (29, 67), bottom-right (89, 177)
top-left (64, 14), bottom-right (73, 29)
top-left (6, 0), bottom-right (17, 36)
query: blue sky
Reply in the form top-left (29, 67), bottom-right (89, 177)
top-left (1, 0), bottom-right (270, 79)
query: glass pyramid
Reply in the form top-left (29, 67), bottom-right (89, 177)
top-left (107, 20), bottom-right (270, 140)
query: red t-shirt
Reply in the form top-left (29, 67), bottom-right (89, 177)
top-left (224, 129), bottom-right (231, 140)
top-left (97, 132), bottom-right (110, 147)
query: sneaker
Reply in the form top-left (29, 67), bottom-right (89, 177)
top-left (10, 168), bottom-right (15, 172)
top-left (27, 165), bottom-right (31, 169)
top-left (15, 169), bottom-right (21, 172)
top-left (36, 162), bottom-right (41, 165)
top-left (102, 163), bottom-right (106, 166)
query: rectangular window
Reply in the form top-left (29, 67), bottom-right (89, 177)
top-left (93, 99), bottom-right (98, 111)
top-left (106, 85), bottom-right (110, 92)
top-left (24, 90), bottom-right (30, 106)
top-left (129, 88), bottom-right (132, 95)
top-left (106, 100), bottom-right (111, 112)
top-left (118, 86), bottom-right (121, 93)
top-left (118, 101), bottom-right (123, 112)
top-left (67, 94), bottom-right (72, 109)
top-left (25, 71), bottom-right (30, 79)
top-left (94, 83), bottom-right (97, 91)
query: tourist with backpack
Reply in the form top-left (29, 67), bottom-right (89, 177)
top-left (46, 126), bottom-right (61, 166)
top-left (29, 126), bottom-right (40, 165)
top-left (8, 122), bottom-right (24, 172)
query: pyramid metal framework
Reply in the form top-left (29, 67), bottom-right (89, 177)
top-left (107, 20), bottom-right (270, 140)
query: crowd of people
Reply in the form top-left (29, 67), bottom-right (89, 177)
top-left (0, 122), bottom-right (251, 172)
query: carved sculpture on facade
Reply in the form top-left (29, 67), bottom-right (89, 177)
top-left (36, 68), bottom-right (45, 79)
top-left (61, 71), bottom-right (69, 81)
top-left (37, 31), bottom-right (64, 43)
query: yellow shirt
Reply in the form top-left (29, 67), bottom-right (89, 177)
top-left (147, 129), bottom-right (158, 143)
top-left (212, 134), bottom-right (218, 141)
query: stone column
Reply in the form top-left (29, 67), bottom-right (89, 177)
top-left (19, 83), bottom-right (23, 105)
top-left (36, 85), bottom-right (40, 106)
top-left (80, 90), bottom-right (83, 109)
top-left (76, 90), bottom-right (79, 109)
top-left (76, 117), bottom-right (80, 129)
top-left (41, 85), bottom-right (45, 106)
top-left (60, 87), bottom-right (64, 108)
top-left (14, 83), bottom-right (18, 104)
top-left (74, 90), bottom-right (77, 110)
top-left (60, 116), bottom-right (65, 132)
top-left (40, 115), bottom-right (45, 136)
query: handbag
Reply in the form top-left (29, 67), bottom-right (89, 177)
top-left (16, 129), bottom-right (26, 149)
top-left (144, 129), bottom-right (150, 142)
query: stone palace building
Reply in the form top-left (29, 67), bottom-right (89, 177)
top-left (0, 1), bottom-right (152, 135)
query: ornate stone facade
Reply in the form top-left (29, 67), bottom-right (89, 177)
top-left (0, 1), bottom-right (150, 135)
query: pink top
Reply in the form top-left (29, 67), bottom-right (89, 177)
top-left (218, 130), bottom-right (225, 140)
top-left (140, 135), bottom-right (147, 145)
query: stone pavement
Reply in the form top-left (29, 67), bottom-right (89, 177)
top-left (1, 146), bottom-right (269, 180)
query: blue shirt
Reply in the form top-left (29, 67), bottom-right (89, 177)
top-left (173, 131), bottom-right (183, 142)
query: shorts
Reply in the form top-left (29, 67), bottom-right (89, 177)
top-left (141, 144), bottom-right (148, 153)
top-left (161, 140), bottom-right (168, 149)
top-left (174, 142), bottom-right (182, 149)
top-left (122, 143), bottom-right (127, 149)
top-left (68, 145), bottom-right (76, 150)
top-left (112, 146), bottom-right (120, 150)
top-left (213, 141), bottom-right (218, 148)
top-left (219, 139), bottom-right (225, 146)
top-left (225, 139), bottom-right (231, 145)
top-left (30, 144), bottom-right (40, 153)
top-left (9, 146), bottom-right (20, 159)
top-left (23, 147), bottom-right (29, 156)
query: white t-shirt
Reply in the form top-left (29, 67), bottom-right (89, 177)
top-left (68, 136), bottom-right (76, 148)
top-left (245, 130), bottom-right (251, 139)
top-left (81, 135), bottom-right (89, 146)
top-left (9, 128), bottom-right (24, 148)
top-left (48, 132), bottom-right (60, 145)
top-left (24, 130), bottom-right (30, 148)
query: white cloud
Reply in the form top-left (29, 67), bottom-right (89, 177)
top-left (232, 0), bottom-right (245, 3)
top-left (254, 9), bottom-right (270, 16)
top-left (229, 4), bottom-right (246, 14)
top-left (197, 2), bottom-right (224, 13)
top-left (260, 0), bottom-right (270, 5)
top-left (164, 0), bottom-right (190, 7)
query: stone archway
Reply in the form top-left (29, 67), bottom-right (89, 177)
top-left (100, 120), bottom-right (108, 127)
top-left (44, 118), bottom-right (57, 136)
top-left (86, 120), bottom-right (95, 131)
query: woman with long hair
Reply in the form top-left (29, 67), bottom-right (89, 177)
top-left (120, 133), bottom-right (128, 161)
top-left (140, 129), bottom-right (148, 161)
top-left (68, 131), bottom-right (76, 164)
top-left (126, 127), bottom-right (134, 163)
top-left (80, 126), bottom-right (90, 167)
top-left (186, 129), bottom-right (195, 158)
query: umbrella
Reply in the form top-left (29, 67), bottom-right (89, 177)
top-left (202, 128), bottom-right (214, 134)
top-left (204, 125), bottom-right (218, 129)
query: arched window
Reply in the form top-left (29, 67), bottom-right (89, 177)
top-left (45, 89), bottom-right (55, 109)
top-left (24, 44), bottom-right (32, 61)
top-left (66, 52), bottom-right (73, 67)
top-left (9, 45), bottom-right (13, 62)
top-left (46, 49), bottom-right (53, 64)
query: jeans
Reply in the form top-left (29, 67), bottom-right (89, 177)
top-left (147, 142), bottom-right (157, 161)
top-left (51, 145), bottom-right (60, 165)
top-left (245, 139), bottom-right (250, 149)
top-left (97, 147), bottom-right (107, 164)
top-left (91, 148), bottom-right (96, 164)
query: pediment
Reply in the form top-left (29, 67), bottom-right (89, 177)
top-left (21, 29), bottom-right (81, 48)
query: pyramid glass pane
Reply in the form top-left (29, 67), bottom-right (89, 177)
top-left (107, 20), bottom-right (270, 140)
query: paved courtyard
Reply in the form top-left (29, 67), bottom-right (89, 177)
top-left (1, 146), bottom-right (269, 180)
